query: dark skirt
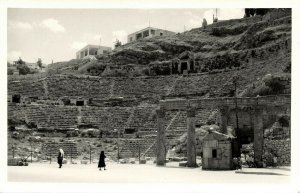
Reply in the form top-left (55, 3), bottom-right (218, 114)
top-left (57, 152), bottom-right (63, 165)
top-left (57, 157), bottom-right (63, 165)
top-left (98, 155), bottom-right (106, 167)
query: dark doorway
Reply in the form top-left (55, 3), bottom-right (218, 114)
top-left (279, 116), bottom-right (289, 127)
top-left (232, 141), bottom-right (241, 158)
top-left (239, 126), bottom-right (254, 144)
top-left (124, 128), bottom-right (135, 134)
top-left (76, 101), bottom-right (84, 106)
top-left (12, 94), bottom-right (21, 103)
top-left (181, 62), bottom-right (187, 73)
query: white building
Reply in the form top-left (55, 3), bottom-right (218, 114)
top-left (76, 45), bottom-right (112, 59)
top-left (127, 27), bottom-right (176, 43)
top-left (26, 62), bottom-right (40, 70)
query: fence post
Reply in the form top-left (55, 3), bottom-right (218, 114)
top-left (138, 142), bottom-right (141, 164)
top-left (89, 144), bottom-right (91, 164)
top-left (50, 144), bottom-right (52, 164)
top-left (12, 144), bottom-right (15, 158)
top-left (30, 141), bottom-right (33, 163)
top-left (71, 145), bottom-right (73, 164)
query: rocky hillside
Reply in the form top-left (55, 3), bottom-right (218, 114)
top-left (48, 9), bottom-right (291, 78)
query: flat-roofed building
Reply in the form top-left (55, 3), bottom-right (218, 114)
top-left (76, 45), bottom-right (112, 59)
top-left (127, 27), bottom-right (176, 43)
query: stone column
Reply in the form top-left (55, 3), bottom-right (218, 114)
top-left (187, 61), bottom-right (190, 71)
top-left (219, 106), bottom-right (229, 134)
top-left (156, 109), bottom-right (166, 166)
top-left (187, 109), bottom-right (197, 167)
top-left (253, 107), bottom-right (264, 167)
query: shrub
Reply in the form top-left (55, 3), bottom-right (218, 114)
top-left (66, 130), bottom-right (79, 137)
top-left (263, 75), bottom-right (285, 94)
top-left (8, 126), bottom-right (16, 132)
top-left (7, 69), bottom-right (14, 75)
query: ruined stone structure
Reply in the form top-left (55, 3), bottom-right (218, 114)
top-left (156, 95), bottom-right (290, 167)
top-left (172, 51), bottom-right (196, 74)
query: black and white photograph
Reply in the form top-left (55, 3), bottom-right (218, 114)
top-left (1, 1), bottom-right (299, 193)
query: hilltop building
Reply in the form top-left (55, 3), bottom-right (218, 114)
top-left (11, 60), bottom-right (46, 74)
top-left (127, 27), bottom-right (176, 43)
top-left (26, 62), bottom-right (40, 70)
top-left (76, 45), bottom-right (112, 59)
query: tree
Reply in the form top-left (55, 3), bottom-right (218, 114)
top-left (37, 58), bottom-right (42, 68)
top-left (114, 39), bottom-right (122, 49)
top-left (17, 64), bottom-right (30, 75)
top-left (16, 57), bottom-right (25, 65)
top-left (245, 8), bottom-right (270, 17)
top-left (263, 75), bottom-right (285, 94)
top-left (7, 68), bottom-right (14, 75)
top-left (16, 57), bottom-right (30, 75)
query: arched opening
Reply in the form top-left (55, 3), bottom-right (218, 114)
top-left (181, 62), bottom-right (187, 74)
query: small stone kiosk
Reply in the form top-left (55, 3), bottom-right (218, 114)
top-left (202, 129), bottom-right (234, 170)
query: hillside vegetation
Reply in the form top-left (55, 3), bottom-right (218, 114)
top-left (47, 9), bottom-right (291, 80)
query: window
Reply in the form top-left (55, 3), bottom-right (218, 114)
top-left (212, 149), bottom-right (217, 158)
top-left (125, 128), bottom-right (135, 134)
top-left (143, 30), bottom-right (149, 37)
top-left (151, 30), bottom-right (155, 35)
top-left (103, 50), bottom-right (109, 54)
top-left (12, 94), bottom-right (21, 103)
top-left (160, 32), bottom-right (163, 36)
top-left (76, 101), bottom-right (84, 106)
top-left (136, 33), bottom-right (142, 40)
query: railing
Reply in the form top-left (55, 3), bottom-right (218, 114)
top-left (141, 111), bottom-right (181, 158)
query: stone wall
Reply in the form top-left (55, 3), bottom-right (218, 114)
top-left (263, 139), bottom-right (291, 166)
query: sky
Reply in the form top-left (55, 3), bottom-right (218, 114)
top-left (7, 8), bottom-right (244, 64)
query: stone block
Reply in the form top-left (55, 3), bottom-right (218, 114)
top-left (179, 161), bottom-right (187, 167)
top-left (169, 157), bottom-right (180, 162)
top-left (139, 159), bottom-right (146, 164)
top-left (120, 159), bottom-right (127, 164)
top-left (81, 160), bottom-right (88, 164)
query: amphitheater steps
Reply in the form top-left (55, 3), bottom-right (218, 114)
top-left (42, 142), bottom-right (78, 157)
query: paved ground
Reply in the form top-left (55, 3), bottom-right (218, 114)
top-left (7, 161), bottom-right (291, 183)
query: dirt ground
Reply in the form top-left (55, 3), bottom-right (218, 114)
top-left (7, 161), bottom-right (290, 184)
